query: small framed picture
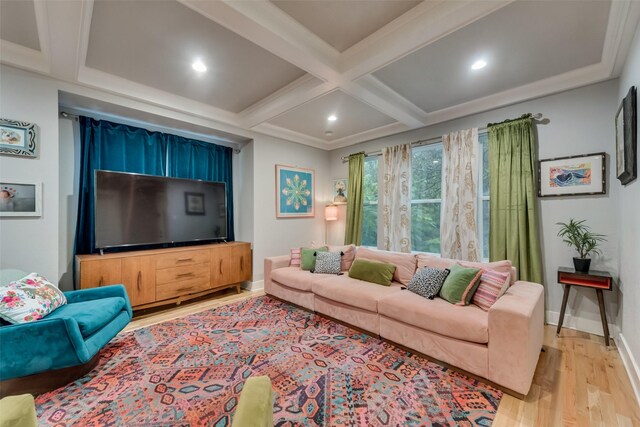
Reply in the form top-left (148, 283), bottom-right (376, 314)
top-left (185, 192), bottom-right (205, 215)
top-left (0, 118), bottom-right (39, 158)
top-left (276, 164), bottom-right (314, 218)
top-left (333, 178), bottom-right (348, 204)
top-left (615, 86), bottom-right (637, 185)
top-left (538, 152), bottom-right (606, 197)
top-left (0, 182), bottom-right (42, 216)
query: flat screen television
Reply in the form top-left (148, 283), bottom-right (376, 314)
top-left (94, 170), bottom-right (227, 249)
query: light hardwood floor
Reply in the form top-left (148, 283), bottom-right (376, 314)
top-left (124, 291), bottom-right (640, 426)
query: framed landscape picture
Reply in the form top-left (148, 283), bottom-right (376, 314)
top-left (0, 181), bottom-right (42, 216)
top-left (0, 118), bottom-right (39, 158)
top-left (538, 152), bottom-right (606, 197)
top-left (276, 164), bottom-right (314, 218)
top-left (615, 86), bottom-right (637, 185)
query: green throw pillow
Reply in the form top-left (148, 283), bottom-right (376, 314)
top-left (348, 259), bottom-right (396, 286)
top-left (301, 247), bottom-right (328, 271)
top-left (439, 264), bottom-right (482, 305)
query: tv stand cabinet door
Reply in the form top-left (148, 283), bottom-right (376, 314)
top-left (122, 256), bottom-right (156, 307)
top-left (80, 259), bottom-right (122, 289)
top-left (234, 244), bottom-right (252, 283)
top-left (211, 246), bottom-right (234, 287)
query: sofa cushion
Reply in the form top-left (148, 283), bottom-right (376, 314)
top-left (314, 252), bottom-right (342, 275)
top-left (328, 244), bottom-right (356, 271)
top-left (0, 273), bottom-right (67, 324)
top-left (439, 264), bottom-right (482, 305)
top-left (46, 297), bottom-right (126, 337)
top-left (417, 254), bottom-right (515, 284)
top-left (270, 267), bottom-right (336, 292)
top-left (312, 275), bottom-right (404, 312)
top-left (355, 247), bottom-right (417, 286)
top-left (378, 290), bottom-right (489, 344)
top-left (348, 259), bottom-right (396, 286)
top-left (301, 247), bottom-right (328, 271)
top-left (407, 267), bottom-right (450, 299)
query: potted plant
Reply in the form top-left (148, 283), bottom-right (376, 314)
top-left (556, 219), bottom-right (606, 272)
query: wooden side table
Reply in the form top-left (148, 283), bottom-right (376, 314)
top-left (556, 267), bottom-right (613, 346)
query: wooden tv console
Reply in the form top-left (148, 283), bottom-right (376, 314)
top-left (75, 242), bottom-right (252, 310)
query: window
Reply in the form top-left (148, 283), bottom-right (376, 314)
top-left (478, 133), bottom-right (490, 260)
top-left (411, 144), bottom-right (443, 254)
top-left (361, 157), bottom-right (378, 247)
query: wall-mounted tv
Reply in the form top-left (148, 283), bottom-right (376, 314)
top-left (94, 170), bottom-right (227, 249)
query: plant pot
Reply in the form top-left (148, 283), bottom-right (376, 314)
top-left (573, 257), bottom-right (591, 273)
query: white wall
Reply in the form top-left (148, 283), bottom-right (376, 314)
top-left (251, 136), bottom-right (331, 281)
top-left (616, 20), bottom-right (640, 403)
top-left (0, 66), bottom-right (60, 283)
top-left (329, 80), bottom-right (620, 335)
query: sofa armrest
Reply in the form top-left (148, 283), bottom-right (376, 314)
top-left (264, 255), bottom-right (291, 294)
top-left (65, 285), bottom-right (132, 318)
top-left (488, 281), bottom-right (544, 395)
top-left (0, 317), bottom-right (89, 380)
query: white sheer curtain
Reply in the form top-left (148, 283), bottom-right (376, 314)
top-left (441, 128), bottom-right (480, 261)
top-left (382, 143), bottom-right (412, 252)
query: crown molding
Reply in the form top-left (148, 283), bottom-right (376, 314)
top-left (252, 122), bottom-right (330, 150)
top-left (326, 122), bottom-right (411, 150)
top-left (0, 41), bottom-right (49, 74)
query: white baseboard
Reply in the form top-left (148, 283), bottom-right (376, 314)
top-left (615, 333), bottom-right (640, 407)
top-left (241, 280), bottom-right (264, 292)
top-left (546, 310), bottom-right (619, 338)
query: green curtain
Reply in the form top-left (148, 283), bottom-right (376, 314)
top-left (488, 114), bottom-right (543, 283)
top-left (344, 152), bottom-right (365, 245)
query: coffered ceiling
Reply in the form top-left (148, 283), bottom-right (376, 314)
top-left (1, 0), bottom-right (639, 150)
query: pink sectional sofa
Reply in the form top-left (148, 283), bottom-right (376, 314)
top-left (264, 247), bottom-right (544, 397)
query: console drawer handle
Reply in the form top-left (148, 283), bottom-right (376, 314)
top-left (176, 258), bottom-right (193, 263)
top-left (137, 271), bottom-right (142, 292)
top-left (176, 272), bottom-right (194, 278)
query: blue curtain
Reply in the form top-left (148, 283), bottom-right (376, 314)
top-left (75, 117), bottom-right (168, 255)
top-left (168, 135), bottom-right (235, 241)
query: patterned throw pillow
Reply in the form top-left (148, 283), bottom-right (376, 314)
top-left (472, 269), bottom-right (511, 311)
top-left (407, 267), bottom-right (450, 299)
top-left (0, 273), bottom-right (67, 324)
top-left (313, 251), bottom-right (342, 274)
top-left (290, 248), bottom-right (301, 267)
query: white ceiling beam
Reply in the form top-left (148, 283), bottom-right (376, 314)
top-left (239, 75), bottom-right (334, 128)
top-left (340, 0), bottom-right (514, 81)
top-left (602, 0), bottom-right (640, 77)
top-left (177, 0), bottom-right (341, 82)
top-left (42, 0), bottom-right (86, 81)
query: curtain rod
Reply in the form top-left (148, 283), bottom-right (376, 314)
top-left (340, 113), bottom-right (543, 163)
top-left (59, 111), bottom-right (242, 154)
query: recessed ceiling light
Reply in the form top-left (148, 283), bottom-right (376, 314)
top-left (327, 115), bottom-right (337, 122)
top-left (192, 59), bottom-right (207, 73)
top-left (471, 59), bottom-right (487, 70)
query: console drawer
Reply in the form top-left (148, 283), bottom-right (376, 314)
top-left (156, 263), bottom-right (210, 285)
top-left (156, 276), bottom-right (211, 300)
top-left (155, 249), bottom-right (210, 270)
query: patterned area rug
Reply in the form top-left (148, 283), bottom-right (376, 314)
top-left (35, 296), bottom-right (502, 426)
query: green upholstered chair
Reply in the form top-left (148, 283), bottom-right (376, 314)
top-left (231, 376), bottom-right (274, 427)
top-left (0, 270), bottom-right (132, 397)
top-left (0, 394), bottom-right (37, 427)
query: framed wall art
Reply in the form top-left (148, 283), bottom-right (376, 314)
top-left (332, 178), bottom-right (347, 204)
top-left (615, 86), bottom-right (637, 185)
top-left (538, 152), bottom-right (606, 197)
top-left (276, 164), bottom-right (315, 218)
top-left (0, 181), bottom-right (42, 217)
top-left (0, 118), bottom-right (39, 158)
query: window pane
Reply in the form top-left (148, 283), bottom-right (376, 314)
top-left (411, 202), bottom-right (440, 253)
top-left (363, 158), bottom-right (378, 203)
top-left (483, 199), bottom-right (490, 259)
top-left (361, 157), bottom-right (378, 247)
top-left (362, 204), bottom-right (378, 247)
top-left (480, 133), bottom-right (489, 197)
top-left (412, 144), bottom-right (442, 200)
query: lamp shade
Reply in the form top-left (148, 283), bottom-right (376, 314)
top-left (325, 204), bottom-right (338, 221)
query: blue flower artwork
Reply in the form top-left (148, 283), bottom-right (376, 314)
top-left (276, 165), bottom-right (314, 218)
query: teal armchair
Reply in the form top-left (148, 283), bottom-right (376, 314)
top-left (0, 284), bottom-right (132, 393)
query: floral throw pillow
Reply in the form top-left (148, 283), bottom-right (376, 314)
top-left (0, 273), bottom-right (67, 324)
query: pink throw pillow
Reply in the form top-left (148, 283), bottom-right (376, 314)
top-left (472, 269), bottom-right (511, 311)
top-left (290, 248), bottom-right (301, 267)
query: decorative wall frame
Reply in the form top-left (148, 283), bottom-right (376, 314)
top-left (0, 181), bottom-right (42, 217)
top-left (276, 164), bottom-right (315, 218)
top-left (538, 152), bottom-right (606, 197)
top-left (615, 86), bottom-right (637, 185)
top-left (333, 178), bottom-right (348, 204)
top-left (0, 118), bottom-right (39, 158)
